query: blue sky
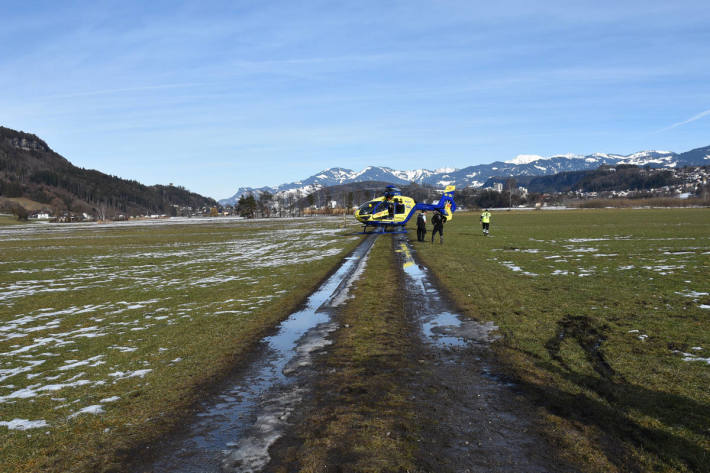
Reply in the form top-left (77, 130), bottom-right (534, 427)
top-left (1, 0), bottom-right (709, 199)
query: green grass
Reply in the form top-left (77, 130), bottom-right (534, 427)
top-left (412, 208), bottom-right (710, 472)
top-left (0, 217), bottom-right (362, 472)
top-left (0, 215), bottom-right (26, 226)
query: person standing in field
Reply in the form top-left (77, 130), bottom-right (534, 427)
top-left (416, 211), bottom-right (427, 242)
top-left (480, 209), bottom-right (491, 236)
top-left (431, 210), bottom-right (444, 244)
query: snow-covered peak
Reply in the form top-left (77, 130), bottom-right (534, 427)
top-left (625, 150), bottom-right (672, 159)
top-left (620, 150), bottom-right (675, 166)
top-left (505, 154), bottom-right (546, 165)
top-left (550, 153), bottom-right (584, 160)
top-left (391, 168), bottom-right (435, 182)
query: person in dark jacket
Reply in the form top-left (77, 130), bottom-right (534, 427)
top-left (416, 211), bottom-right (427, 241)
top-left (431, 211), bottom-right (444, 244)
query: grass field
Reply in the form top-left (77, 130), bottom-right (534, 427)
top-left (413, 208), bottom-right (710, 472)
top-left (0, 217), bottom-right (361, 472)
top-left (0, 215), bottom-right (25, 226)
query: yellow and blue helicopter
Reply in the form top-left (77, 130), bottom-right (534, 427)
top-left (354, 185), bottom-right (456, 233)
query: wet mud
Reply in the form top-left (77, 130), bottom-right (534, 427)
top-left (135, 235), bottom-right (377, 473)
top-left (397, 236), bottom-right (577, 472)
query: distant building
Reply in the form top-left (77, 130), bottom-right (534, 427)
top-left (493, 183), bottom-right (503, 192)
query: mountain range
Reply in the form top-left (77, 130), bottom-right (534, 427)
top-left (219, 145), bottom-right (710, 205)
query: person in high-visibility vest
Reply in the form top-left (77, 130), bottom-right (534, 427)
top-left (480, 209), bottom-right (491, 236)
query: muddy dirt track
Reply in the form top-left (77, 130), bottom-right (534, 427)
top-left (135, 234), bottom-right (578, 472)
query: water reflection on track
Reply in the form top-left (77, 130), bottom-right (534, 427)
top-left (396, 238), bottom-right (499, 348)
top-left (397, 236), bottom-right (566, 473)
top-left (143, 235), bottom-right (376, 473)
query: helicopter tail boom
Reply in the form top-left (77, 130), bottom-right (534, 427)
top-left (411, 185), bottom-right (456, 221)
top-left (437, 185), bottom-right (456, 220)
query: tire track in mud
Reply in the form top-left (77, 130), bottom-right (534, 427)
top-left (135, 235), bottom-right (377, 473)
top-left (396, 235), bottom-right (577, 472)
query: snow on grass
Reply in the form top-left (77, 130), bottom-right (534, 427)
top-left (676, 290), bottom-right (709, 299)
top-left (0, 216), bottom-right (357, 435)
top-left (57, 355), bottom-right (104, 371)
top-left (500, 261), bottom-right (538, 276)
top-left (678, 352), bottom-right (710, 364)
top-left (69, 405), bottom-right (104, 418)
top-left (0, 360), bottom-right (46, 383)
top-left (569, 247), bottom-right (598, 253)
top-left (642, 264), bottom-right (685, 275)
top-left (0, 418), bottom-right (49, 430)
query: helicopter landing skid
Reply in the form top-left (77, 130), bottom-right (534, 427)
top-left (357, 226), bottom-right (408, 235)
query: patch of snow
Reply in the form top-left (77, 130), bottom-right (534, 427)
top-left (680, 353), bottom-right (710, 364)
top-left (109, 346), bottom-right (137, 352)
top-left (69, 405), bottom-right (104, 418)
top-left (676, 290), bottom-right (709, 298)
top-left (0, 418), bottom-right (49, 430)
top-left (642, 264), bottom-right (685, 275)
top-left (58, 355), bottom-right (104, 371)
top-left (109, 369), bottom-right (152, 381)
top-left (0, 360), bottom-right (46, 383)
top-left (500, 261), bottom-right (538, 276)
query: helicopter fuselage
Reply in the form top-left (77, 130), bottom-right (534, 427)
top-left (354, 195), bottom-right (417, 227)
top-left (354, 186), bottom-right (456, 231)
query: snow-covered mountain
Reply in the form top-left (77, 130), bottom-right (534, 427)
top-left (219, 145), bottom-right (710, 205)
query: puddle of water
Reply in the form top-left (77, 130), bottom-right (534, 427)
top-left (422, 311), bottom-right (466, 346)
top-left (399, 240), bottom-right (498, 348)
top-left (144, 236), bottom-right (376, 473)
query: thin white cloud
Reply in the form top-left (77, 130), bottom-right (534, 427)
top-left (658, 109), bottom-right (710, 132)
top-left (41, 82), bottom-right (207, 100)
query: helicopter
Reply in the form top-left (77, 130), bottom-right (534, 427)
top-left (354, 185), bottom-right (456, 233)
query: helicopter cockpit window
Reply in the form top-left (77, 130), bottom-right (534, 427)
top-left (357, 202), bottom-right (376, 216)
top-left (395, 202), bottom-right (405, 214)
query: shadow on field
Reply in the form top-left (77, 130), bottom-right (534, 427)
top-left (514, 314), bottom-right (710, 471)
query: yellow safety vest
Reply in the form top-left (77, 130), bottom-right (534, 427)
top-left (481, 211), bottom-right (491, 223)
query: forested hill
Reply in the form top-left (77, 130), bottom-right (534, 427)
top-left (0, 126), bottom-right (216, 217)
top-left (516, 165), bottom-right (681, 193)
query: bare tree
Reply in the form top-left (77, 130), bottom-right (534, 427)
top-left (505, 177), bottom-right (517, 209)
